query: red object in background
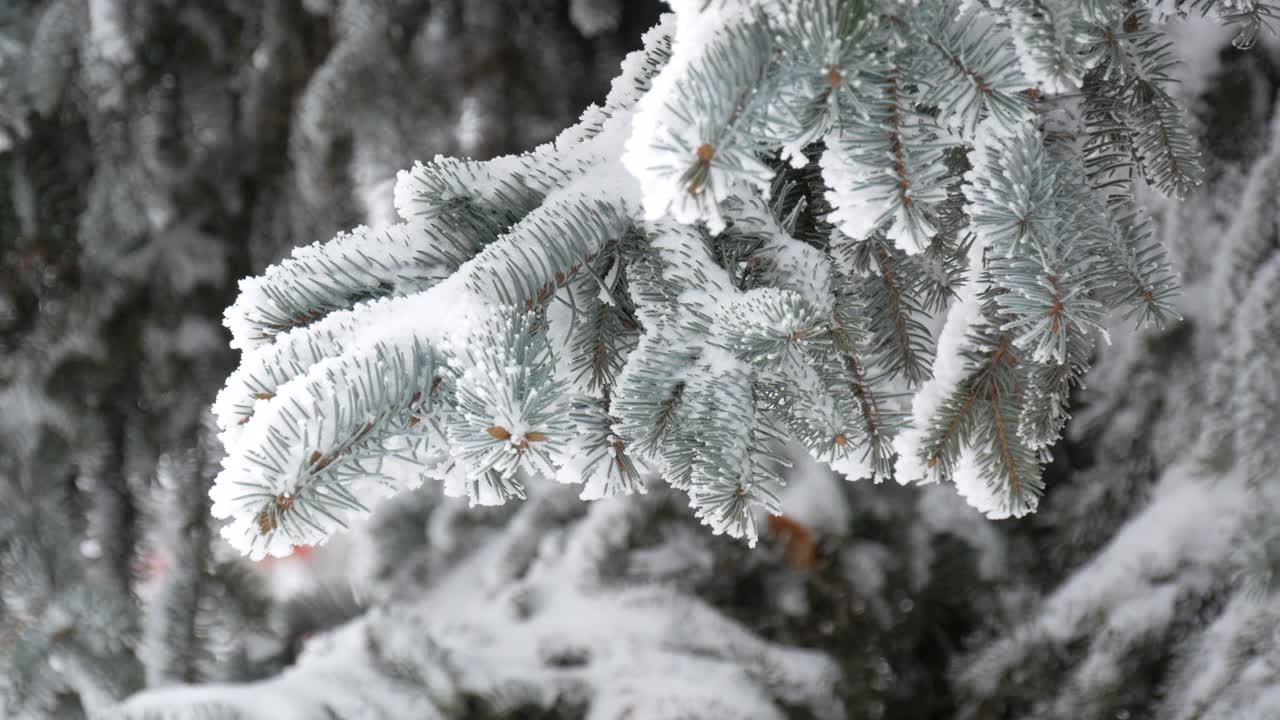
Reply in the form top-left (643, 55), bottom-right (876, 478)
top-left (135, 549), bottom-right (170, 581)
top-left (259, 544), bottom-right (315, 568)
top-left (767, 514), bottom-right (818, 570)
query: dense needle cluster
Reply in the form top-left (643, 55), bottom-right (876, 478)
top-left (211, 0), bottom-right (1272, 557)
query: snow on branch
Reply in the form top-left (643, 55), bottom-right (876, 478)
top-left (211, 0), bottom-right (1248, 556)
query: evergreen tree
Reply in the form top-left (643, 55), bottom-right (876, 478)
top-left (0, 0), bottom-right (658, 716)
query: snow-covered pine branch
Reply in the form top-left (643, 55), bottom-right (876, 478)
top-left (1168, 0), bottom-right (1280, 48)
top-left (213, 0), bottom-right (1245, 558)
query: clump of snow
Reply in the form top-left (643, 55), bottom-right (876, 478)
top-left (621, 1), bottom-right (776, 234)
top-left (817, 147), bottom-right (874, 240)
top-left (893, 269), bottom-right (985, 485)
top-left (776, 448), bottom-right (852, 537)
top-left (569, 0), bottom-right (623, 37)
top-left (951, 447), bottom-right (1033, 520)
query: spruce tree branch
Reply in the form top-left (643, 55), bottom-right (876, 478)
top-left (987, 381), bottom-right (1021, 497)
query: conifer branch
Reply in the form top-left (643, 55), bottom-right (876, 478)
top-left (205, 0), bottom-right (1247, 552)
